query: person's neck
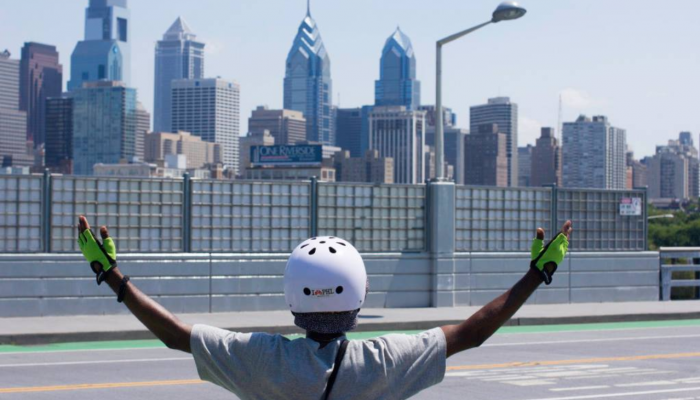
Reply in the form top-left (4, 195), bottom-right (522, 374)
top-left (306, 331), bottom-right (345, 347)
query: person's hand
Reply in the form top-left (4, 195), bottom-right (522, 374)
top-left (77, 216), bottom-right (117, 283)
top-left (530, 221), bottom-right (573, 285)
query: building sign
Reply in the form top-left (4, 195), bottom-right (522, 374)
top-left (620, 197), bottom-right (642, 216)
top-left (250, 145), bottom-right (322, 167)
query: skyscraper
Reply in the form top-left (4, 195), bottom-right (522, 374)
top-left (562, 115), bottom-right (627, 189)
top-left (369, 105), bottom-right (425, 184)
top-left (518, 145), bottom-right (533, 187)
top-left (153, 17), bottom-right (205, 133)
top-left (171, 78), bottom-right (240, 171)
top-left (135, 101), bottom-right (150, 161)
top-left (248, 106), bottom-right (306, 145)
top-left (72, 81), bottom-right (137, 175)
top-left (531, 127), bottom-right (562, 187)
top-left (45, 97), bottom-right (74, 174)
top-left (0, 50), bottom-right (33, 167)
top-left (283, 4), bottom-right (333, 145)
top-left (647, 133), bottom-right (699, 200)
top-left (425, 126), bottom-right (467, 185)
top-left (68, 0), bottom-right (131, 91)
top-left (470, 97), bottom-right (518, 186)
top-left (464, 124), bottom-right (508, 187)
top-left (375, 28), bottom-right (420, 110)
top-left (20, 43), bottom-right (63, 147)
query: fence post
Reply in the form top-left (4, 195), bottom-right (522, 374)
top-left (428, 180), bottom-right (456, 307)
top-left (183, 173), bottom-right (191, 253)
top-left (42, 169), bottom-right (52, 253)
top-left (549, 184), bottom-right (558, 234)
top-left (310, 177), bottom-right (318, 237)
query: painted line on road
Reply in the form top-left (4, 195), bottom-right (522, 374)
top-left (0, 357), bottom-right (191, 368)
top-left (446, 352), bottom-right (700, 371)
top-left (0, 379), bottom-right (205, 394)
top-left (550, 386), bottom-right (610, 392)
top-left (483, 333), bottom-right (700, 348)
top-left (523, 386), bottom-right (700, 400)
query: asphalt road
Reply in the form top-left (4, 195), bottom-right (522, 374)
top-left (1, 320), bottom-right (700, 400)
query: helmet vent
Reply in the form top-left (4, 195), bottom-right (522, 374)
top-left (320, 241), bottom-right (326, 244)
top-left (336, 286), bottom-right (344, 294)
top-left (329, 237), bottom-right (335, 239)
top-left (329, 247), bottom-right (336, 253)
top-left (337, 242), bottom-right (347, 246)
top-left (301, 244), bottom-right (309, 249)
top-left (303, 288), bottom-right (311, 296)
top-left (308, 248), bottom-right (317, 255)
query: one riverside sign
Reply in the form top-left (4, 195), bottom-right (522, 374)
top-left (250, 145), bottom-right (323, 167)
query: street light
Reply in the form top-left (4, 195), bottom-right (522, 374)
top-left (434, 1), bottom-right (527, 180)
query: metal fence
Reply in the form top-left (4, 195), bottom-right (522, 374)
top-left (0, 174), bottom-right (648, 254)
top-left (455, 186), bottom-right (552, 252)
top-left (318, 183), bottom-right (426, 252)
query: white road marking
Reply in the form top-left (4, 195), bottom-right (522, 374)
top-left (550, 386), bottom-right (610, 392)
top-left (615, 380), bottom-right (677, 388)
top-left (0, 357), bottom-right (191, 368)
top-left (506, 379), bottom-right (557, 386)
top-left (523, 386), bottom-right (700, 400)
top-left (484, 334), bottom-right (700, 348)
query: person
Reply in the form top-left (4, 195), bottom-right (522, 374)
top-left (77, 215), bottom-right (572, 400)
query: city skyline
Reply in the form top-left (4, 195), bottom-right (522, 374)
top-left (1, 0), bottom-right (698, 158)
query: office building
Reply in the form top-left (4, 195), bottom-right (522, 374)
top-left (464, 124), bottom-right (508, 187)
top-left (369, 105), bottom-right (425, 184)
top-left (418, 105), bottom-right (457, 128)
top-left (145, 131), bottom-right (221, 170)
top-left (518, 145), bottom-right (533, 187)
top-left (470, 97), bottom-right (518, 186)
top-left (283, 4), bottom-right (333, 145)
top-left (334, 149), bottom-right (393, 184)
top-left (69, 0), bottom-right (131, 91)
top-left (20, 43), bottom-right (63, 147)
top-left (647, 134), bottom-right (700, 200)
top-left (238, 129), bottom-right (275, 175)
top-left (425, 126), bottom-right (467, 184)
top-left (72, 81), bottom-right (137, 175)
top-left (171, 78), bottom-right (240, 171)
top-left (153, 17), bottom-right (205, 132)
top-left (562, 115), bottom-right (627, 189)
top-left (135, 101), bottom-right (149, 161)
top-left (0, 50), bottom-right (32, 167)
top-left (248, 106), bottom-right (306, 145)
top-left (45, 97), bottom-right (73, 174)
top-left (375, 28), bottom-right (420, 110)
top-left (531, 127), bottom-right (562, 187)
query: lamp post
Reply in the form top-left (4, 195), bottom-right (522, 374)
top-left (434, 1), bottom-right (527, 180)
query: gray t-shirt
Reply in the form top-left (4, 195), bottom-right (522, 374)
top-left (190, 324), bottom-right (446, 400)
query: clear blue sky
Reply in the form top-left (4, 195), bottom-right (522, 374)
top-left (1, 0), bottom-right (698, 158)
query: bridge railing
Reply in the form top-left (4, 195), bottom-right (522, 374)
top-left (660, 247), bottom-right (700, 301)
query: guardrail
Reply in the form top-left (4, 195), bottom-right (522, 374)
top-left (660, 247), bottom-right (700, 301)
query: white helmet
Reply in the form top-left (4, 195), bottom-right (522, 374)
top-left (284, 236), bottom-right (367, 313)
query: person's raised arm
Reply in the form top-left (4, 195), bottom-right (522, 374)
top-left (78, 216), bottom-right (192, 353)
top-left (441, 221), bottom-right (572, 358)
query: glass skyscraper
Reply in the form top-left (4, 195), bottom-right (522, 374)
top-left (72, 81), bottom-right (137, 175)
top-left (283, 5), bottom-right (333, 146)
top-left (68, 0), bottom-right (131, 91)
top-left (470, 97), bottom-right (519, 187)
top-left (375, 28), bottom-right (420, 110)
top-left (153, 17), bottom-right (205, 133)
top-left (20, 42), bottom-right (63, 147)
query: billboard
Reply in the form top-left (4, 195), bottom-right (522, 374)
top-left (619, 197), bottom-right (642, 216)
top-left (250, 145), bottom-right (323, 167)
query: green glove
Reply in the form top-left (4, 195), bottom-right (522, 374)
top-left (530, 233), bottom-right (568, 285)
top-left (77, 229), bottom-right (116, 284)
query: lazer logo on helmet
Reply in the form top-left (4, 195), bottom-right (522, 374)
top-left (311, 288), bottom-right (336, 297)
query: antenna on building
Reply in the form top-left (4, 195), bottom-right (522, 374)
top-left (557, 93), bottom-right (563, 142)
top-left (307, 0), bottom-right (311, 16)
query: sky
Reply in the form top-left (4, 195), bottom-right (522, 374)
top-left (1, 0), bottom-right (699, 158)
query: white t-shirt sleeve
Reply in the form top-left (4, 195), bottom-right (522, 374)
top-left (189, 324), bottom-right (266, 394)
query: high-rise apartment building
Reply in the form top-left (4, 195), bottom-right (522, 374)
top-left (145, 131), bottom-right (221, 169)
top-left (334, 149), bottom-right (394, 184)
top-left (470, 97), bottom-right (518, 186)
top-left (20, 43), bottom-right (63, 147)
top-left (284, 6), bottom-right (333, 145)
top-left (518, 145), bottom-right (533, 187)
top-left (464, 124), bottom-right (508, 187)
top-left (153, 17), bottom-right (205, 132)
top-left (171, 78), bottom-right (240, 171)
top-left (531, 127), bottom-right (562, 187)
top-left (135, 101), bottom-right (149, 161)
top-left (369, 105), bottom-right (425, 184)
top-left (72, 81), bottom-right (137, 175)
top-left (647, 133), bottom-right (700, 200)
top-left (562, 115), bottom-right (627, 189)
top-left (248, 106), bottom-right (306, 145)
top-left (69, 0), bottom-right (131, 91)
top-left (375, 28), bottom-right (420, 110)
top-left (45, 97), bottom-right (73, 174)
top-left (0, 50), bottom-right (32, 167)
